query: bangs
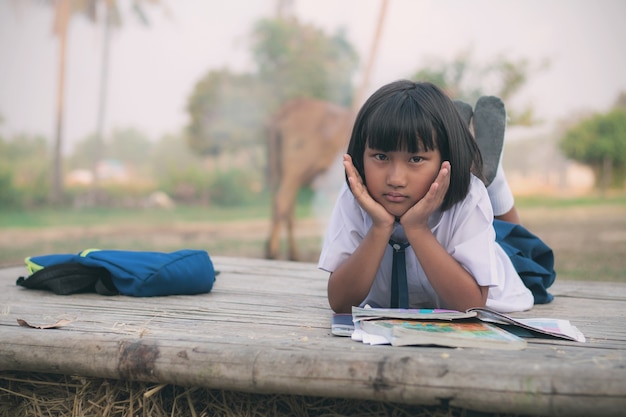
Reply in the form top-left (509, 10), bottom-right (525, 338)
top-left (365, 94), bottom-right (438, 153)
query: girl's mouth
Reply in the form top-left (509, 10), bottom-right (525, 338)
top-left (384, 192), bottom-right (406, 203)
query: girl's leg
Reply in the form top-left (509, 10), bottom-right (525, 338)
top-left (473, 96), bottom-right (506, 186)
top-left (454, 96), bottom-right (517, 221)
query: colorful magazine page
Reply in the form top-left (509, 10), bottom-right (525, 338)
top-left (468, 307), bottom-right (586, 342)
top-left (360, 319), bottom-right (527, 350)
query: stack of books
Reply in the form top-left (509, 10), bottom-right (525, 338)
top-left (331, 306), bottom-right (585, 350)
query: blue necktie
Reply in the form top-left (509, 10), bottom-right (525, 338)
top-left (389, 240), bottom-right (410, 308)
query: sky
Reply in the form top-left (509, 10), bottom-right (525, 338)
top-left (1, 0), bottom-right (625, 154)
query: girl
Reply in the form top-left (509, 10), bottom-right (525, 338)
top-left (318, 80), bottom-right (552, 314)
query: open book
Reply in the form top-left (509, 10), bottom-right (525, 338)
top-left (358, 317), bottom-right (528, 350)
top-left (463, 307), bottom-right (586, 343)
top-left (331, 306), bottom-right (585, 347)
top-left (330, 308), bottom-right (474, 337)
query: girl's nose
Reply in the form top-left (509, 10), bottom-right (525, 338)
top-left (387, 163), bottom-right (407, 187)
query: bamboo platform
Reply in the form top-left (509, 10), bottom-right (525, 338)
top-left (1, 256), bottom-right (625, 416)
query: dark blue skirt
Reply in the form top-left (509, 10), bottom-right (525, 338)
top-left (494, 220), bottom-right (556, 304)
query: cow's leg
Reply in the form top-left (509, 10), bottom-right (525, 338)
top-left (266, 180), bottom-right (299, 260)
top-left (266, 215), bottom-right (281, 260)
top-left (286, 209), bottom-right (299, 261)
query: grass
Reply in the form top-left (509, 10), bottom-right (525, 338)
top-left (0, 204), bottom-right (272, 229)
top-left (0, 371), bottom-right (530, 417)
top-left (0, 197), bottom-right (320, 267)
top-left (1, 193), bottom-right (622, 229)
top-left (1, 194), bottom-right (625, 281)
top-left (514, 193), bottom-right (626, 208)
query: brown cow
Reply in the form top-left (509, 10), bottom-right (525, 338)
top-left (266, 98), bottom-right (355, 260)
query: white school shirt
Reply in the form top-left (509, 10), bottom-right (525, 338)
top-left (318, 175), bottom-right (533, 313)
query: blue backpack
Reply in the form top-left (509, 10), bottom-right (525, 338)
top-left (16, 249), bottom-right (216, 297)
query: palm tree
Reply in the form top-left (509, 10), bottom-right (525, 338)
top-left (44, 0), bottom-right (158, 204)
top-left (49, 0), bottom-right (73, 204)
top-left (351, 0), bottom-right (389, 111)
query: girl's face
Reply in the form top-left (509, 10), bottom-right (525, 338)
top-left (363, 142), bottom-right (443, 218)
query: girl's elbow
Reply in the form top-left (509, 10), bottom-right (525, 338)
top-left (449, 286), bottom-right (489, 311)
top-left (328, 295), bottom-right (352, 314)
top-left (467, 286), bottom-right (489, 309)
top-left (327, 273), bottom-right (355, 313)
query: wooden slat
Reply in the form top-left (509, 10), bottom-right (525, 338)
top-left (1, 257), bottom-right (625, 416)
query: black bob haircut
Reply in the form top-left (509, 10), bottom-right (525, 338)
top-left (346, 80), bottom-right (484, 211)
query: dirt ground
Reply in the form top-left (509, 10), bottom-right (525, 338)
top-left (1, 204), bottom-right (625, 281)
top-left (516, 204), bottom-right (626, 281)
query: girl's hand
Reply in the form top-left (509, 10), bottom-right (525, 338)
top-left (344, 154), bottom-right (395, 228)
top-left (400, 161), bottom-right (451, 229)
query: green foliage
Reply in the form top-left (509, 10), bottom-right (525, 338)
top-left (65, 129), bottom-right (263, 208)
top-left (185, 17), bottom-right (359, 159)
top-left (68, 133), bottom-right (99, 170)
top-left (70, 128), bottom-right (153, 173)
top-left (150, 133), bottom-right (202, 180)
top-left (0, 134), bottom-right (51, 208)
top-left (0, 164), bottom-right (17, 208)
top-left (251, 18), bottom-right (358, 107)
top-left (186, 70), bottom-right (268, 156)
top-left (157, 164), bottom-right (213, 205)
top-left (207, 169), bottom-right (261, 207)
top-left (413, 50), bottom-right (479, 101)
top-left (410, 49), bottom-right (548, 126)
top-left (158, 164), bottom-right (262, 208)
top-left (0, 132), bottom-right (15, 207)
top-left (107, 127), bottom-right (152, 166)
top-left (560, 109), bottom-right (626, 188)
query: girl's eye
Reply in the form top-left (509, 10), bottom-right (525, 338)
top-left (410, 156), bottom-right (423, 163)
top-left (374, 153), bottom-right (388, 161)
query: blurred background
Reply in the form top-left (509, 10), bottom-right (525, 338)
top-left (1, 0), bottom-right (625, 280)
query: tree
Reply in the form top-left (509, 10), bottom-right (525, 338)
top-left (186, 70), bottom-right (268, 157)
top-left (42, 0), bottom-right (103, 204)
top-left (560, 108), bottom-right (626, 192)
top-left (49, 0), bottom-right (72, 204)
top-left (89, 1), bottom-right (159, 202)
top-left (0, 133), bottom-right (51, 208)
top-left (410, 50), bottom-right (549, 126)
top-left (186, 16), bottom-right (360, 158)
top-left (151, 132), bottom-right (203, 181)
top-left (352, 0), bottom-right (389, 110)
top-left (251, 17), bottom-right (359, 108)
top-left (0, 126), bottom-right (15, 207)
top-left (26, 0), bottom-right (160, 205)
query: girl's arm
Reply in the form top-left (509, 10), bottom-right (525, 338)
top-left (327, 224), bottom-right (392, 313)
top-left (405, 227), bottom-right (489, 311)
top-left (327, 155), bottom-right (395, 313)
top-left (401, 163), bottom-right (488, 311)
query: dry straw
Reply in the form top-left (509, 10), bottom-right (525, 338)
top-left (0, 372), bottom-right (522, 417)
